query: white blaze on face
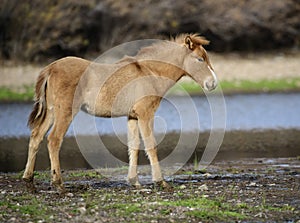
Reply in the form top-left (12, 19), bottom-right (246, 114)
top-left (208, 66), bottom-right (218, 85)
top-left (204, 66), bottom-right (218, 91)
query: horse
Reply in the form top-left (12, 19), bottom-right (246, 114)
top-left (22, 34), bottom-right (218, 193)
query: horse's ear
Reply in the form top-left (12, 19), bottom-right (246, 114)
top-left (185, 36), bottom-right (194, 50)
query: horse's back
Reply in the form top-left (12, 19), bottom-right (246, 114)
top-left (49, 56), bottom-right (90, 76)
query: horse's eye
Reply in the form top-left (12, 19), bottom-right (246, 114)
top-left (197, 58), bottom-right (204, 62)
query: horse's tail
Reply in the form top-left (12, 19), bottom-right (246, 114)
top-left (28, 67), bottom-right (50, 129)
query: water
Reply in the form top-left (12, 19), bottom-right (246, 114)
top-left (0, 93), bottom-right (300, 137)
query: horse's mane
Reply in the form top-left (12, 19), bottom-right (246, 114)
top-left (136, 33), bottom-right (209, 59)
top-left (172, 33), bottom-right (210, 46)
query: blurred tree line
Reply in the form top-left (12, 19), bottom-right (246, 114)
top-left (0, 0), bottom-right (299, 63)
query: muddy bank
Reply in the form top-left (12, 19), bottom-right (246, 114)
top-left (1, 129), bottom-right (300, 172)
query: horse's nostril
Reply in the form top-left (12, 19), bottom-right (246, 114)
top-left (205, 80), bottom-right (217, 91)
top-left (205, 81), bottom-right (211, 90)
top-left (212, 80), bottom-right (217, 88)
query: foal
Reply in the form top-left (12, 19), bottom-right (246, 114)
top-left (23, 34), bottom-right (218, 192)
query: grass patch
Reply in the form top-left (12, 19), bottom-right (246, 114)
top-left (169, 77), bottom-right (300, 95)
top-left (1, 78), bottom-right (299, 102)
top-left (33, 171), bottom-right (50, 181)
top-left (0, 195), bottom-right (48, 220)
top-left (67, 170), bottom-right (103, 179)
top-left (106, 203), bottom-right (142, 216)
top-left (0, 86), bottom-right (34, 101)
top-left (160, 197), bottom-right (246, 221)
top-left (220, 78), bottom-right (300, 93)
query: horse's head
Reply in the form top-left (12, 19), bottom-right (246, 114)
top-left (182, 35), bottom-right (218, 91)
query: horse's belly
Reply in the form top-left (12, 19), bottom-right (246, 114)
top-left (80, 101), bottom-right (130, 118)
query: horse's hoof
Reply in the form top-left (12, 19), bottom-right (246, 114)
top-left (154, 180), bottom-right (171, 190)
top-left (128, 177), bottom-right (142, 189)
top-left (52, 180), bottom-right (66, 194)
top-left (23, 177), bottom-right (37, 193)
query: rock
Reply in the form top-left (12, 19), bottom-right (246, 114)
top-left (198, 184), bottom-right (209, 191)
top-left (248, 182), bottom-right (257, 187)
top-left (203, 173), bottom-right (212, 177)
top-left (78, 207), bottom-right (86, 215)
top-left (8, 217), bottom-right (16, 222)
top-left (179, 185), bottom-right (186, 190)
top-left (66, 192), bottom-right (74, 197)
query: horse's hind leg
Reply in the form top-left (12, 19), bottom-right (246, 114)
top-left (47, 110), bottom-right (72, 193)
top-left (23, 112), bottom-right (53, 191)
top-left (127, 118), bottom-right (141, 187)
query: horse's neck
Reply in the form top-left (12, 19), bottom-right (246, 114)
top-left (141, 61), bottom-right (184, 82)
top-left (136, 43), bottom-right (186, 81)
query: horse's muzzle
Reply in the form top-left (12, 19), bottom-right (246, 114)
top-left (204, 79), bottom-right (218, 91)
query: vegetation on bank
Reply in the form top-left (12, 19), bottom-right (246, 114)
top-left (0, 86), bottom-right (34, 102)
top-left (1, 78), bottom-right (300, 102)
top-left (1, 166), bottom-right (298, 223)
top-left (170, 77), bottom-right (300, 95)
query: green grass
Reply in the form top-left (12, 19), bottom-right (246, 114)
top-left (169, 77), bottom-right (300, 95)
top-left (107, 203), bottom-right (142, 215)
top-left (0, 195), bottom-right (48, 220)
top-left (67, 170), bottom-right (103, 179)
top-left (220, 78), bottom-right (300, 93)
top-left (0, 86), bottom-right (34, 101)
top-left (0, 78), bottom-right (299, 102)
top-left (160, 197), bottom-right (246, 221)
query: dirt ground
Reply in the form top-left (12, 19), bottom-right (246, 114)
top-left (1, 51), bottom-right (300, 89)
top-left (0, 157), bottom-right (299, 222)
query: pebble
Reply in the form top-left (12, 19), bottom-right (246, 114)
top-left (248, 182), bottom-right (257, 187)
top-left (66, 192), bottom-right (74, 197)
top-left (136, 188), bottom-right (152, 195)
top-left (179, 185), bottom-right (186, 189)
top-left (198, 184), bottom-right (208, 191)
top-left (8, 217), bottom-right (16, 222)
top-left (203, 173), bottom-right (212, 177)
top-left (78, 207), bottom-right (86, 214)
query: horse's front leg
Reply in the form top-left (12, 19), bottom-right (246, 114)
top-left (137, 117), bottom-right (169, 188)
top-left (127, 118), bottom-right (141, 187)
